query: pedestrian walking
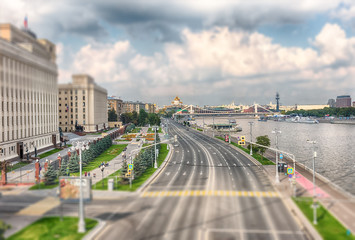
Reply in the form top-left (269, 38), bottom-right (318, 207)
top-left (88, 172), bottom-right (91, 177)
top-left (93, 173), bottom-right (96, 178)
top-left (85, 171), bottom-right (87, 177)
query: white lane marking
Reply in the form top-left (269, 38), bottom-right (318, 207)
top-left (200, 171), bottom-right (203, 175)
top-left (183, 172), bottom-right (186, 176)
top-left (201, 161), bottom-right (203, 164)
top-left (218, 163), bottom-right (222, 167)
top-left (233, 164), bottom-right (236, 167)
top-left (165, 172), bottom-right (170, 176)
top-left (213, 152), bottom-right (216, 154)
top-left (173, 161), bottom-right (176, 164)
top-left (187, 161), bottom-right (190, 164)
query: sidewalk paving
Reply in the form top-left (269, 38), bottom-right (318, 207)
top-left (1, 126), bottom-right (165, 238)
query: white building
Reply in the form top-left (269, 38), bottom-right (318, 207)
top-left (0, 23), bottom-right (59, 161)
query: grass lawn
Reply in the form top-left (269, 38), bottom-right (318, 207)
top-left (93, 143), bottom-right (169, 191)
top-left (39, 149), bottom-right (62, 159)
top-left (7, 216), bottom-right (97, 240)
top-left (215, 137), bottom-right (274, 165)
top-left (29, 181), bottom-right (59, 190)
top-left (130, 127), bottom-right (141, 133)
top-left (293, 197), bottom-right (355, 240)
top-left (197, 128), bottom-right (203, 131)
top-left (72, 144), bottom-right (127, 176)
top-left (115, 139), bottom-right (130, 142)
top-left (7, 162), bottom-right (30, 172)
top-left (148, 127), bottom-right (162, 133)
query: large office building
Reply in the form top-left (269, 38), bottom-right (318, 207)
top-left (122, 101), bottom-right (155, 114)
top-left (336, 95), bottom-right (351, 108)
top-left (0, 23), bottom-right (59, 161)
top-left (58, 74), bottom-right (108, 132)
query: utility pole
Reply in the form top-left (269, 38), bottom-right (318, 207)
top-left (212, 116), bottom-right (215, 137)
top-left (272, 128), bottom-right (281, 183)
top-left (248, 122), bottom-right (254, 155)
top-left (307, 140), bottom-right (318, 225)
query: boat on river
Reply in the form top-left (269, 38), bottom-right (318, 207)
top-left (286, 116), bottom-right (319, 124)
top-left (209, 123), bottom-right (242, 132)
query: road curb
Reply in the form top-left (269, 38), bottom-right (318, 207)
top-left (136, 143), bottom-right (173, 193)
top-left (83, 218), bottom-right (106, 240)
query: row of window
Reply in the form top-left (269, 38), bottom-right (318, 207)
top-left (58, 95), bottom-right (85, 101)
top-left (59, 114), bottom-right (85, 119)
top-left (59, 90), bottom-right (85, 95)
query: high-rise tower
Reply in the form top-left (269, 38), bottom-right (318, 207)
top-left (276, 92), bottom-right (280, 112)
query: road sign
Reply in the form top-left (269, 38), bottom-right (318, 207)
top-left (288, 174), bottom-right (293, 178)
top-left (238, 141), bottom-right (245, 145)
top-left (287, 167), bottom-right (294, 174)
top-left (128, 164), bottom-right (134, 170)
top-left (280, 153), bottom-right (283, 159)
top-left (241, 136), bottom-right (245, 141)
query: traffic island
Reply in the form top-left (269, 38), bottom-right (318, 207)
top-left (6, 216), bottom-right (98, 240)
top-left (293, 197), bottom-right (355, 240)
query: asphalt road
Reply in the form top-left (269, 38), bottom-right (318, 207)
top-left (94, 120), bottom-right (307, 240)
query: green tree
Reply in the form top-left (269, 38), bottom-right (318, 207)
top-left (108, 109), bottom-right (118, 121)
top-left (44, 162), bottom-right (57, 185)
top-left (68, 153), bottom-right (79, 173)
top-left (0, 220), bottom-right (10, 240)
top-left (59, 159), bottom-right (68, 176)
top-left (132, 111), bottom-right (138, 125)
top-left (138, 109), bottom-right (148, 126)
top-left (256, 135), bottom-right (270, 160)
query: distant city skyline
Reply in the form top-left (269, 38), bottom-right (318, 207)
top-left (1, 1), bottom-right (355, 106)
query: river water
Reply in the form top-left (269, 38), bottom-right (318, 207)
top-left (195, 117), bottom-right (355, 196)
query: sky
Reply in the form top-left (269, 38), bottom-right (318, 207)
top-left (1, 0), bottom-right (355, 107)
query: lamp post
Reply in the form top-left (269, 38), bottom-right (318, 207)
top-left (248, 122), bottom-right (254, 156)
top-left (154, 126), bottom-right (158, 168)
top-left (100, 164), bottom-right (105, 188)
top-left (212, 116), bottom-right (215, 138)
top-left (272, 128), bottom-right (281, 183)
top-left (307, 140), bottom-right (318, 225)
top-left (71, 141), bottom-right (89, 233)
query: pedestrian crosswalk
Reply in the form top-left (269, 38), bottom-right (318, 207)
top-left (141, 190), bottom-right (279, 198)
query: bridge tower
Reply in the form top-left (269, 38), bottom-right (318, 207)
top-left (276, 92), bottom-right (280, 112)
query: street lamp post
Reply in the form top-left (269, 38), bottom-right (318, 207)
top-left (248, 122), bottom-right (254, 156)
top-left (71, 141), bottom-right (89, 233)
top-left (212, 116), bottom-right (215, 138)
top-left (100, 165), bottom-right (105, 188)
top-left (272, 128), bottom-right (281, 183)
top-left (307, 140), bottom-right (318, 225)
top-left (154, 126), bottom-right (158, 168)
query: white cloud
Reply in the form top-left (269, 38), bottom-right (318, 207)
top-left (59, 23), bottom-right (355, 105)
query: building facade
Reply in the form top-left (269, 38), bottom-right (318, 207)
top-left (336, 95), bottom-right (351, 108)
top-left (108, 96), bottom-right (123, 118)
top-left (58, 74), bottom-right (108, 132)
top-left (0, 23), bottom-right (59, 161)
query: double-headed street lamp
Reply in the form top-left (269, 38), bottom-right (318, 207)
top-left (71, 140), bottom-right (89, 233)
top-left (248, 122), bottom-right (254, 156)
top-left (307, 140), bottom-right (318, 225)
top-left (272, 128), bottom-right (281, 183)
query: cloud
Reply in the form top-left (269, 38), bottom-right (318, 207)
top-left (58, 23), bottom-right (355, 105)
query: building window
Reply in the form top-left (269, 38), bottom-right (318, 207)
top-left (59, 110), bottom-right (62, 113)
top-left (83, 114), bottom-right (85, 119)
top-left (59, 122), bottom-right (62, 124)
top-left (83, 96), bottom-right (85, 100)
top-left (59, 104), bottom-right (61, 106)
top-left (59, 97), bottom-right (61, 100)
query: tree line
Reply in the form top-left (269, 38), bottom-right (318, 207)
top-left (119, 109), bottom-right (161, 126)
top-left (285, 107), bottom-right (355, 117)
top-left (43, 135), bottom-right (112, 185)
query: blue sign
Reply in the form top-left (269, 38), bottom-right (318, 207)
top-left (288, 174), bottom-right (293, 178)
top-left (280, 154), bottom-right (283, 159)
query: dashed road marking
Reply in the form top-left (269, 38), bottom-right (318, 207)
top-left (141, 191), bottom-right (279, 198)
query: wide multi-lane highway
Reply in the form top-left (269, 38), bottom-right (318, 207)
top-left (96, 119), bottom-right (306, 240)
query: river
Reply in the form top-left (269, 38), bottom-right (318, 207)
top-left (194, 117), bottom-right (355, 196)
